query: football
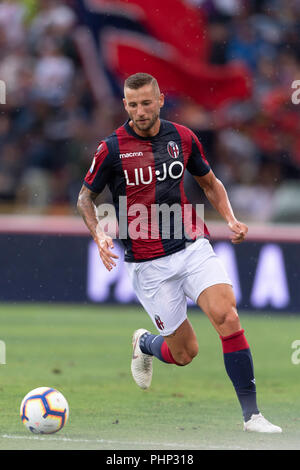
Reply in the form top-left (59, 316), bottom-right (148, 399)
top-left (20, 387), bottom-right (69, 434)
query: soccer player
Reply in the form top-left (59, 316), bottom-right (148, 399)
top-left (77, 73), bottom-right (282, 433)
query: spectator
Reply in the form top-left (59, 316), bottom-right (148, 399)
top-left (32, 35), bottom-right (75, 106)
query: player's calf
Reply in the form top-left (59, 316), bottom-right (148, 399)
top-left (165, 341), bottom-right (198, 366)
top-left (139, 331), bottom-right (198, 366)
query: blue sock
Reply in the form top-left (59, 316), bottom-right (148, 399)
top-left (139, 332), bottom-right (177, 364)
top-left (221, 329), bottom-right (259, 422)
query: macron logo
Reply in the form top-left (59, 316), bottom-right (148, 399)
top-left (119, 152), bottom-right (143, 159)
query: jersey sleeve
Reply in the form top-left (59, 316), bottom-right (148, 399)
top-left (83, 141), bottom-right (114, 194)
top-left (186, 131), bottom-right (211, 177)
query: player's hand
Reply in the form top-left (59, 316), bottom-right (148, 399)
top-left (228, 220), bottom-right (248, 244)
top-left (96, 234), bottom-right (119, 271)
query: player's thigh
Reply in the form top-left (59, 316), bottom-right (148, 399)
top-left (182, 239), bottom-right (239, 336)
top-left (182, 238), bottom-right (232, 305)
top-left (163, 318), bottom-right (199, 363)
top-left (197, 283), bottom-right (241, 336)
top-left (126, 260), bottom-right (188, 337)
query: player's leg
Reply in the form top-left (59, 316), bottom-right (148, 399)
top-left (197, 283), bottom-right (259, 422)
top-left (196, 282), bottom-right (240, 336)
top-left (163, 318), bottom-right (198, 365)
top-left (140, 317), bottom-right (198, 366)
top-left (131, 317), bottom-right (198, 391)
top-left (182, 239), bottom-right (257, 421)
top-left (126, 256), bottom-right (199, 390)
top-left (183, 239), bottom-right (282, 432)
top-left (197, 283), bottom-right (281, 432)
top-left (132, 284), bottom-right (198, 370)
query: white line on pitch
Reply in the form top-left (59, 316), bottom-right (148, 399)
top-left (0, 434), bottom-right (244, 450)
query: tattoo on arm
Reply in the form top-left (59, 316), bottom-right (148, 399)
top-left (77, 186), bottom-right (100, 240)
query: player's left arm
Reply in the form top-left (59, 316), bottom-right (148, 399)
top-left (194, 170), bottom-right (248, 244)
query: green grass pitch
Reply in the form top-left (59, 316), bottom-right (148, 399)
top-left (0, 303), bottom-right (299, 450)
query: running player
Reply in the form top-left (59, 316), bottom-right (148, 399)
top-left (77, 73), bottom-right (282, 433)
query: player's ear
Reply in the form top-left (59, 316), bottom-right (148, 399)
top-left (159, 93), bottom-right (165, 108)
top-left (123, 98), bottom-right (131, 115)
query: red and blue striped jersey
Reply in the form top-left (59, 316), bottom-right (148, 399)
top-left (84, 119), bottom-right (211, 262)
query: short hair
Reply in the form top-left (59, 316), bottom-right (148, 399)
top-left (124, 73), bottom-right (160, 95)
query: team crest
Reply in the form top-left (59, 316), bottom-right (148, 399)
top-left (155, 315), bottom-right (164, 331)
top-left (167, 141), bottom-right (179, 159)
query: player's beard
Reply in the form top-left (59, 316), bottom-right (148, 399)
top-left (131, 112), bottom-right (160, 132)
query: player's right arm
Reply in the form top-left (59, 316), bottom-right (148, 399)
top-left (77, 185), bottom-right (118, 271)
top-left (77, 140), bottom-right (119, 271)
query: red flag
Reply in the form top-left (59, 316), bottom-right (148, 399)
top-left (77, 0), bottom-right (252, 108)
top-left (120, 0), bottom-right (210, 63)
top-left (85, 0), bottom-right (210, 61)
top-left (104, 31), bottom-right (252, 109)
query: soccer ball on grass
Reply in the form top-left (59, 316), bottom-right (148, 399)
top-left (20, 387), bottom-right (69, 434)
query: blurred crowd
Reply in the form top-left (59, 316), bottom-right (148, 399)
top-left (0, 0), bottom-right (300, 222)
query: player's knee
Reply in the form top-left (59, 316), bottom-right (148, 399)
top-left (212, 303), bottom-right (240, 331)
top-left (224, 306), bottom-right (240, 331)
top-left (175, 343), bottom-right (198, 366)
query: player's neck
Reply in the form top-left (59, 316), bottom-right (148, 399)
top-left (130, 118), bottom-right (161, 138)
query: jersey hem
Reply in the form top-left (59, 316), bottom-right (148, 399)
top-left (124, 235), bottom-right (210, 263)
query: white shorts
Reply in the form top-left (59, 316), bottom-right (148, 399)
top-left (125, 238), bottom-right (232, 336)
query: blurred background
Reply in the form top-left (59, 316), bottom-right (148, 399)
top-left (0, 0), bottom-right (299, 310)
top-left (0, 0), bottom-right (300, 221)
